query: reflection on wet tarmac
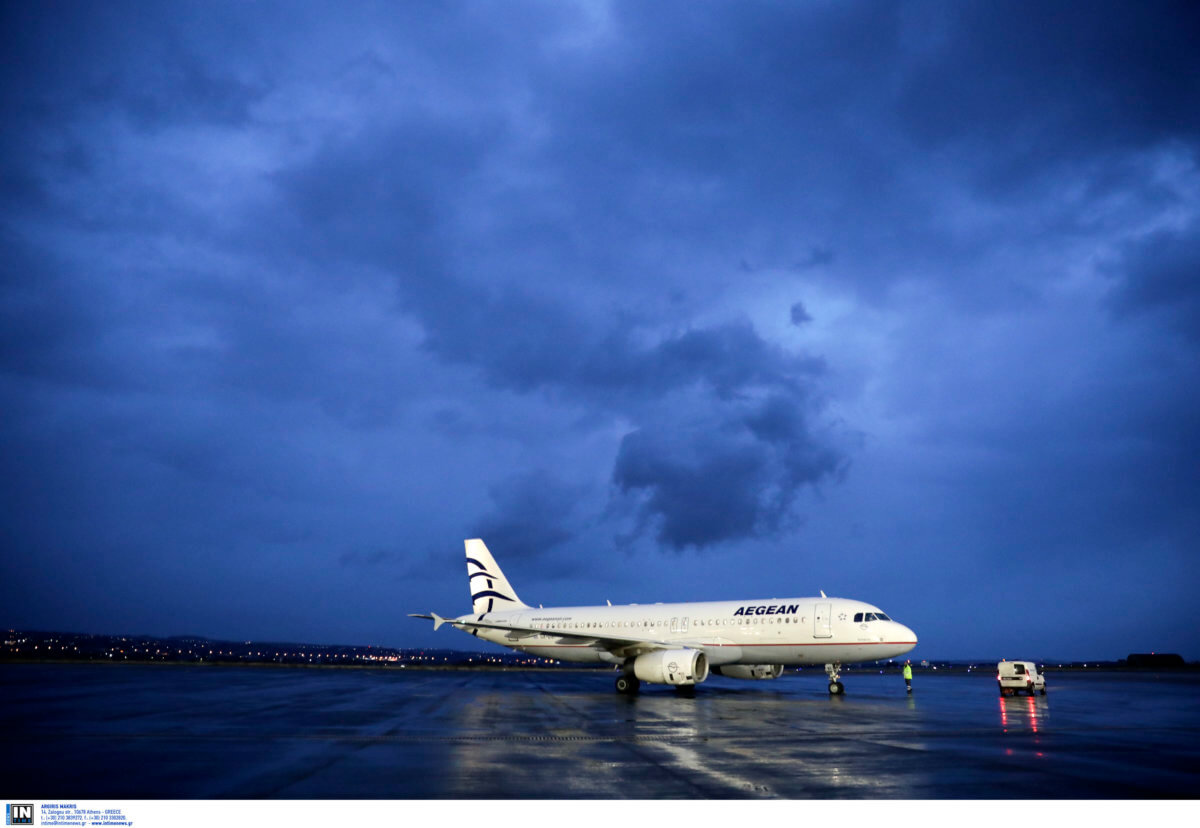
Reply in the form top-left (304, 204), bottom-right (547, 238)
top-left (3, 665), bottom-right (1198, 798)
top-left (999, 693), bottom-right (1046, 734)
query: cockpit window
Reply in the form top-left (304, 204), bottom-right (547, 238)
top-left (876, 612), bottom-right (891, 621)
top-left (853, 612), bottom-right (863, 622)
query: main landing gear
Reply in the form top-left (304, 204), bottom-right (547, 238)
top-left (615, 673), bottom-right (640, 695)
top-left (826, 662), bottom-right (845, 695)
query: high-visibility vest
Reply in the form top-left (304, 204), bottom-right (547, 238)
top-left (903, 665), bottom-right (913, 679)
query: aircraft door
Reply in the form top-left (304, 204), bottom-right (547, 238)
top-left (680, 616), bottom-right (689, 634)
top-left (814, 603), bottom-right (832, 638)
top-left (502, 615), bottom-right (526, 642)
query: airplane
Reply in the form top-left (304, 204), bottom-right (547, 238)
top-left (411, 539), bottom-right (918, 695)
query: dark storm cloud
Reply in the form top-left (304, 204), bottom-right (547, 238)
top-left (468, 470), bottom-right (587, 561)
top-left (614, 392), bottom-right (846, 549)
top-left (423, 311), bottom-right (825, 405)
top-left (594, 333), bottom-right (844, 549)
top-left (407, 282), bottom-right (847, 548)
top-left (613, 428), bottom-right (769, 549)
top-left (1107, 223), bottom-right (1200, 342)
top-left (525, 2), bottom-right (907, 256)
top-left (897, 1), bottom-right (1200, 180)
top-left (1, 2), bottom-right (265, 221)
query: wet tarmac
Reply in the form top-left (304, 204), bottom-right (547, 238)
top-left (2, 664), bottom-right (1198, 798)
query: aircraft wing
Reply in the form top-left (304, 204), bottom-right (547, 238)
top-left (408, 612), bottom-right (685, 659)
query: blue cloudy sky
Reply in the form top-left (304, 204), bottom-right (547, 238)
top-left (3, 1), bottom-right (1198, 660)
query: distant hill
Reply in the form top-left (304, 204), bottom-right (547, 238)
top-left (1125, 653), bottom-right (1186, 668)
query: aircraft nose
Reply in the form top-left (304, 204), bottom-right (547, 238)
top-left (897, 623), bottom-right (917, 647)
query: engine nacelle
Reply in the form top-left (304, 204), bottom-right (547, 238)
top-left (713, 664), bottom-right (784, 680)
top-left (633, 649), bottom-right (709, 685)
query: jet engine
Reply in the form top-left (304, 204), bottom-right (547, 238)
top-left (633, 649), bottom-right (709, 685)
top-left (712, 664), bottom-right (784, 680)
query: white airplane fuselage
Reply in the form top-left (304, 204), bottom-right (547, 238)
top-left (469, 597), bottom-right (917, 667)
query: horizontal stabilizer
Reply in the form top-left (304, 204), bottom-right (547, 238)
top-left (407, 612), bottom-right (450, 631)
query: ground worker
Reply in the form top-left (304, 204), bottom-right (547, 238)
top-left (903, 660), bottom-right (913, 693)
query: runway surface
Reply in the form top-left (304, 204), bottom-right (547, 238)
top-left (2, 664), bottom-right (1198, 798)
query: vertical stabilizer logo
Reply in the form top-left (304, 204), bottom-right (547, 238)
top-left (6, 804), bottom-right (33, 826)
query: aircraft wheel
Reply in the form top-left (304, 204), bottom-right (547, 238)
top-left (828, 680), bottom-right (844, 695)
top-left (1039, 687), bottom-right (1047, 696)
top-left (615, 675), bottom-right (639, 695)
top-left (674, 684), bottom-right (696, 698)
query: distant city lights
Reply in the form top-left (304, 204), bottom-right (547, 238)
top-left (2, 629), bottom-right (565, 669)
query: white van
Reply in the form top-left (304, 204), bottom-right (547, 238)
top-left (997, 661), bottom-right (1046, 696)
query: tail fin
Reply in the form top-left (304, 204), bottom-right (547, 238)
top-left (466, 538), bottom-right (529, 614)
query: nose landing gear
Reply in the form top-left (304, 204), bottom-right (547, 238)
top-left (826, 662), bottom-right (845, 695)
